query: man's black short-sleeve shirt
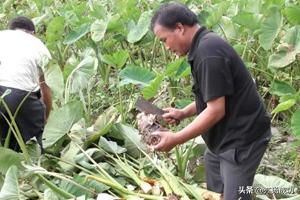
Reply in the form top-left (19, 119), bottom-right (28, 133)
top-left (188, 27), bottom-right (270, 154)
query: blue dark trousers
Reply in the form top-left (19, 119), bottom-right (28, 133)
top-left (0, 86), bottom-right (45, 151)
top-left (204, 129), bottom-right (271, 200)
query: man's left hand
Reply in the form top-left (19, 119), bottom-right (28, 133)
top-left (152, 130), bottom-right (178, 152)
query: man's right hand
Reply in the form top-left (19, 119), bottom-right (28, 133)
top-left (162, 107), bottom-right (185, 125)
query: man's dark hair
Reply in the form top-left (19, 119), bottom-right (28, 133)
top-left (8, 16), bottom-right (35, 33)
top-left (151, 2), bottom-right (199, 31)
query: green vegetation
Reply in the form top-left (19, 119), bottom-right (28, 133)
top-left (0, 0), bottom-right (300, 199)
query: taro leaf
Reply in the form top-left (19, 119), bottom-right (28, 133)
top-left (127, 11), bottom-right (152, 43)
top-left (284, 5), bottom-right (300, 25)
top-left (74, 148), bottom-right (105, 170)
top-left (112, 123), bottom-right (146, 158)
top-left (98, 137), bottom-right (127, 154)
top-left (101, 50), bottom-right (129, 68)
top-left (86, 106), bottom-right (118, 145)
top-left (119, 64), bottom-right (156, 87)
top-left (268, 26), bottom-right (300, 68)
top-left (26, 139), bottom-right (41, 162)
top-left (46, 16), bottom-right (65, 50)
top-left (165, 58), bottom-right (185, 76)
top-left (60, 175), bottom-right (109, 197)
top-left (271, 99), bottom-right (296, 114)
top-left (59, 142), bottom-right (81, 171)
top-left (43, 101), bottom-right (83, 148)
top-left (219, 16), bottom-right (237, 40)
top-left (254, 174), bottom-right (298, 198)
top-left (206, 1), bottom-right (230, 28)
top-left (176, 60), bottom-right (191, 78)
top-left (232, 12), bottom-right (261, 30)
top-left (259, 6), bottom-right (283, 50)
top-left (91, 19), bottom-right (108, 42)
top-left (142, 75), bottom-right (164, 100)
top-left (234, 44), bottom-right (246, 55)
top-left (268, 48), bottom-right (297, 68)
top-left (68, 56), bottom-right (97, 94)
top-left (165, 57), bottom-right (190, 79)
top-left (45, 64), bottom-right (64, 99)
top-left (270, 80), bottom-right (297, 96)
top-left (291, 108), bottom-right (300, 139)
top-left (107, 14), bottom-right (123, 32)
top-left (63, 23), bottom-right (90, 45)
top-left (0, 148), bottom-right (23, 175)
top-left (0, 166), bottom-right (19, 200)
top-left (44, 189), bottom-right (59, 200)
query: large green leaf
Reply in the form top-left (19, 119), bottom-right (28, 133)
top-left (46, 16), bottom-right (65, 50)
top-left (127, 11), bottom-right (152, 43)
top-left (165, 58), bottom-right (185, 76)
top-left (218, 16), bottom-right (237, 40)
top-left (0, 148), bottom-right (23, 175)
top-left (63, 23), bottom-right (91, 45)
top-left (0, 166), bottom-right (19, 200)
top-left (291, 108), bottom-right (300, 139)
top-left (119, 64), bottom-right (156, 87)
top-left (86, 107), bottom-right (119, 145)
top-left (270, 80), bottom-right (297, 96)
top-left (74, 148), bottom-right (105, 170)
top-left (60, 175), bottom-right (109, 197)
top-left (98, 137), bottom-right (127, 154)
top-left (67, 56), bottom-right (97, 94)
top-left (259, 6), bottom-right (283, 50)
top-left (284, 5), bottom-right (300, 25)
top-left (101, 50), bottom-right (129, 68)
top-left (268, 48), bottom-right (297, 68)
top-left (206, 1), bottom-right (230, 28)
top-left (271, 99), bottom-right (296, 114)
top-left (44, 189), bottom-right (60, 200)
top-left (142, 75), bottom-right (164, 100)
top-left (91, 19), bottom-right (108, 42)
top-left (268, 26), bottom-right (300, 68)
top-left (254, 174), bottom-right (298, 198)
top-left (112, 123), bottom-right (146, 158)
top-left (45, 64), bottom-right (64, 99)
top-left (43, 101), bottom-right (83, 148)
top-left (232, 12), bottom-right (261, 30)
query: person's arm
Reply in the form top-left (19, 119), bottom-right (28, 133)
top-left (181, 101), bottom-right (197, 118)
top-left (39, 74), bottom-right (52, 120)
top-left (154, 96), bottom-right (225, 151)
top-left (176, 96), bottom-right (225, 144)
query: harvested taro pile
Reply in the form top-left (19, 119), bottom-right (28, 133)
top-left (136, 112), bottom-right (166, 146)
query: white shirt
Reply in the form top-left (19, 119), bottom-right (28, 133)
top-left (0, 30), bottom-right (51, 92)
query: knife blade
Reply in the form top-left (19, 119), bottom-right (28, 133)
top-left (135, 96), bottom-right (165, 116)
top-left (135, 96), bottom-right (180, 124)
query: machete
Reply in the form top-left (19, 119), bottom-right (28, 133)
top-left (135, 96), bottom-right (180, 124)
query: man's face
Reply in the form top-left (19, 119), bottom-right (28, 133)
top-left (153, 23), bottom-right (188, 57)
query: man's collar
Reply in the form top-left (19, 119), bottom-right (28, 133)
top-left (188, 26), bottom-right (210, 62)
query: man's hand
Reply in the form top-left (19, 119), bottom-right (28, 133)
top-left (152, 130), bottom-right (178, 152)
top-left (162, 107), bottom-right (184, 124)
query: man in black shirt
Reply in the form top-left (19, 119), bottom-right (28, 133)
top-left (151, 2), bottom-right (271, 200)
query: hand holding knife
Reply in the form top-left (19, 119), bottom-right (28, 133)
top-left (135, 96), bottom-right (180, 125)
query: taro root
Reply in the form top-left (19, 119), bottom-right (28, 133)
top-left (137, 112), bottom-right (163, 146)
